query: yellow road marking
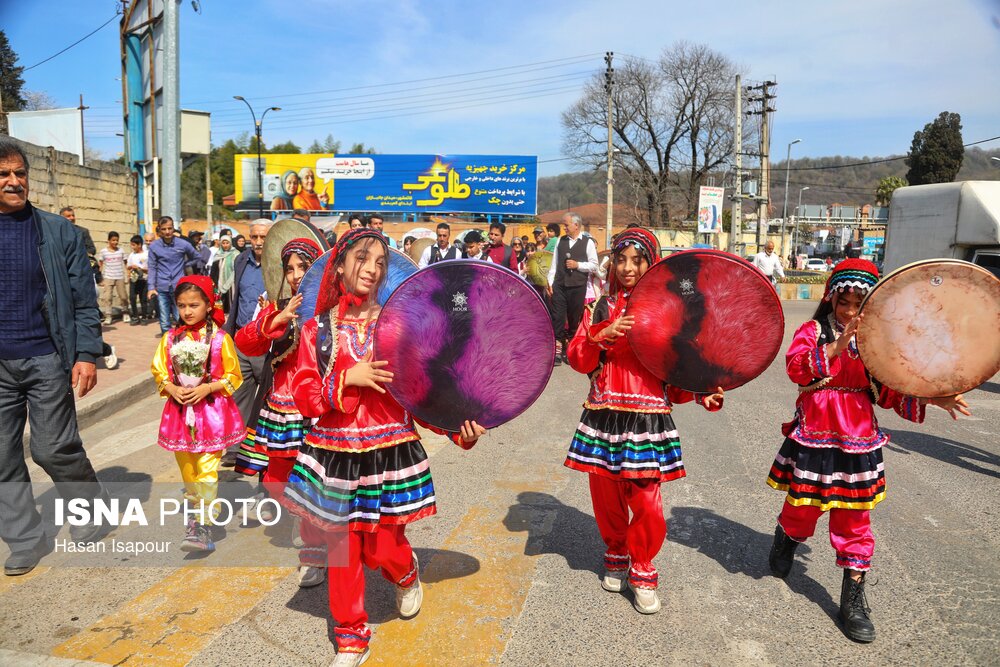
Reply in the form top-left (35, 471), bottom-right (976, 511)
top-left (52, 566), bottom-right (293, 666)
top-left (367, 466), bottom-right (566, 666)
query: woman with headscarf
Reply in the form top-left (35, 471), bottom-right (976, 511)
top-left (209, 235), bottom-right (240, 313)
top-left (292, 166), bottom-right (327, 211)
top-left (271, 170), bottom-right (300, 211)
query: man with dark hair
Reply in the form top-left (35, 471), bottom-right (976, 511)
top-left (418, 222), bottom-right (465, 267)
top-left (367, 213), bottom-right (397, 248)
top-left (147, 216), bottom-right (198, 336)
top-left (0, 136), bottom-right (107, 575)
top-left (59, 206), bottom-right (95, 256)
top-left (463, 230), bottom-right (489, 261)
top-left (187, 230), bottom-right (211, 275)
top-left (348, 214), bottom-right (363, 230)
top-left (544, 222), bottom-right (560, 252)
top-left (485, 221), bottom-right (519, 272)
top-left (547, 212), bottom-right (598, 366)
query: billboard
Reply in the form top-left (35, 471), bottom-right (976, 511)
top-left (7, 108), bottom-right (84, 164)
top-left (233, 153), bottom-right (537, 215)
top-left (697, 186), bottom-right (725, 234)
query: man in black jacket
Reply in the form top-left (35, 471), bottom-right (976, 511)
top-left (547, 212), bottom-right (598, 366)
top-left (0, 137), bottom-right (107, 575)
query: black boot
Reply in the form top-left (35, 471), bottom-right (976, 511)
top-left (768, 524), bottom-right (799, 578)
top-left (839, 570), bottom-right (876, 643)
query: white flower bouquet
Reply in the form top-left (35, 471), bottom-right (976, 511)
top-left (170, 339), bottom-right (211, 434)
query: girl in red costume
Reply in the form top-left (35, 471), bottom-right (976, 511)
top-left (284, 227), bottom-right (485, 667)
top-left (234, 237), bottom-right (324, 587)
top-left (767, 259), bottom-right (970, 643)
top-left (564, 228), bottom-right (724, 615)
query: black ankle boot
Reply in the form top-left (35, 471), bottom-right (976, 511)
top-left (768, 525), bottom-right (799, 578)
top-left (839, 570), bottom-right (876, 643)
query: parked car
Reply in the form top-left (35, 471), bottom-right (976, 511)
top-left (805, 258), bottom-right (830, 272)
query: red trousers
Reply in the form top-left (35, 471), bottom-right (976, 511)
top-left (306, 524), bottom-right (417, 653)
top-left (589, 474), bottom-right (666, 589)
top-left (778, 501), bottom-right (874, 571)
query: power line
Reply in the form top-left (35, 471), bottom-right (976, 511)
top-left (23, 14), bottom-right (120, 71)
top-left (775, 134), bottom-right (1000, 171)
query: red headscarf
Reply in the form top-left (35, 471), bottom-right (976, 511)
top-left (823, 258), bottom-right (880, 301)
top-left (176, 275), bottom-right (226, 327)
top-left (314, 227), bottom-right (388, 319)
top-left (607, 226), bottom-right (661, 294)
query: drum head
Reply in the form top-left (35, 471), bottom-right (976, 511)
top-left (409, 238), bottom-right (434, 263)
top-left (627, 249), bottom-right (784, 392)
top-left (261, 218), bottom-right (329, 301)
top-left (298, 247), bottom-right (419, 318)
top-left (374, 260), bottom-right (554, 432)
top-left (525, 251), bottom-right (553, 287)
top-left (858, 259), bottom-right (1000, 397)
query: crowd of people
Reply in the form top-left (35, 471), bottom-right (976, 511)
top-left (0, 133), bottom-right (975, 666)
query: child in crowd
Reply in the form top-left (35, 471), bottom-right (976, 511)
top-left (766, 259), bottom-right (970, 642)
top-left (126, 234), bottom-right (149, 324)
top-left (564, 227), bottom-right (724, 615)
top-left (151, 275), bottom-right (244, 553)
top-left (284, 227), bottom-right (484, 666)
top-left (98, 231), bottom-right (129, 325)
top-left (234, 238), bottom-right (325, 586)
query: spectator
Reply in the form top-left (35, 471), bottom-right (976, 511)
top-left (209, 234), bottom-right (239, 313)
top-left (463, 230), bottom-right (490, 261)
top-left (511, 237), bottom-right (527, 277)
top-left (348, 214), bottom-right (363, 230)
top-left (0, 137), bottom-right (107, 576)
top-left (532, 226), bottom-right (548, 252)
top-left (547, 212), bottom-right (598, 366)
top-left (97, 231), bottom-right (129, 325)
top-left (60, 206), bottom-right (99, 283)
top-left (367, 213), bottom-right (397, 248)
top-left (753, 241), bottom-right (785, 286)
top-left (126, 234), bottom-right (149, 324)
top-left (485, 222), bottom-right (519, 272)
top-left (234, 235), bottom-right (247, 251)
top-left (188, 230), bottom-right (211, 275)
top-left (147, 216), bottom-right (199, 336)
top-left (142, 231), bottom-right (159, 321)
top-left (291, 209), bottom-right (311, 223)
top-left (545, 222), bottom-right (560, 252)
top-left (403, 235), bottom-right (416, 255)
top-left (419, 222), bottom-right (465, 267)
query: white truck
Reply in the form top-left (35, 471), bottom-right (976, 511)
top-left (883, 180), bottom-right (1000, 276)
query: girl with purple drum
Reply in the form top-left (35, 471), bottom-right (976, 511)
top-left (284, 227), bottom-right (485, 667)
top-left (564, 227), bottom-right (724, 615)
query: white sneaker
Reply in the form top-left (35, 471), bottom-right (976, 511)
top-left (396, 555), bottom-right (422, 618)
top-left (628, 581), bottom-right (661, 614)
top-left (103, 345), bottom-right (118, 369)
top-left (247, 492), bottom-right (276, 523)
top-left (601, 570), bottom-right (626, 592)
top-left (122, 313), bottom-right (131, 323)
top-left (103, 317), bottom-right (112, 326)
top-left (297, 565), bottom-right (325, 588)
top-left (330, 648), bottom-right (369, 667)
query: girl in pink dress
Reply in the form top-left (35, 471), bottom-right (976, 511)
top-left (766, 259), bottom-right (970, 642)
top-left (151, 275), bottom-right (244, 553)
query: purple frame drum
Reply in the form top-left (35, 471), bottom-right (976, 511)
top-left (374, 260), bottom-right (555, 432)
top-left (298, 247), bottom-right (418, 318)
top-left (627, 249), bottom-right (784, 392)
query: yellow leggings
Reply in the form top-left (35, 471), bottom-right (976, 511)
top-left (174, 451), bottom-right (222, 524)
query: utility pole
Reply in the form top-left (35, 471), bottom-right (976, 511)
top-left (780, 138), bottom-right (801, 261)
top-left (745, 80), bottom-right (776, 249)
top-left (205, 154), bottom-right (213, 231)
top-left (77, 94), bottom-right (89, 166)
top-left (604, 51), bottom-right (614, 250)
top-left (729, 75), bottom-right (742, 255)
top-left (161, 0), bottom-right (181, 224)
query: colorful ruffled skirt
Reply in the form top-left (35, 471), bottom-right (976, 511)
top-left (767, 437), bottom-right (886, 511)
top-left (234, 392), bottom-right (308, 476)
top-left (564, 408), bottom-right (686, 482)
top-left (282, 440), bottom-right (436, 532)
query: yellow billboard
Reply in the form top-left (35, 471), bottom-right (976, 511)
top-left (233, 153), bottom-right (335, 212)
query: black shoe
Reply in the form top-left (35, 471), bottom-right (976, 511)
top-left (561, 350), bottom-right (569, 364)
top-left (220, 450), bottom-right (238, 468)
top-left (553, 355), bottom-right (563, 367)
top-left (839, 570), bottom-right (876, 643)
top-left (69, 521), bottom-right (112, 544)
top-left (768, 524), bottom-right (800, 578)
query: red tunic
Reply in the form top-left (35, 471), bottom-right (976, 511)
top-left (783, 319), bottom-right (925, 453)
top-left (234, 302), bottom-right (299, 411)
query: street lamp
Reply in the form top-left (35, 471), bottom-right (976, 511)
top-left (780, 139), bottom-right (801, 260)
top-left (991, 157), bottom-right (1000, 164)
top-left (233, 96), bottom-right (281, 218)
top-left (792, 186), bottom-right (810, 259)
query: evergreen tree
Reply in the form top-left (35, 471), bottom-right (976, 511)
top-left (905, 112), bottom-right (964, 185)
top-left (0, 30), bottom-right (27, 112)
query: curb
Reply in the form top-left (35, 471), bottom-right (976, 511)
top-left (76, 372), bottom-right (159, 432)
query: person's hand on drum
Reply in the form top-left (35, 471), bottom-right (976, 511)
top-left (458, 419), bottom-right (486, 448)
top-left (828, 314), bottom-right (863, 358)
top-left (922, 394), bottom-right (972, 420)
top-left (600, 315), bottom-right (635, 344)
top-left (272, 293), bottom-right (304, 329)
top-left (345, 360), bottom-right (394, 394)
top-left (701, 386), bottom-right (724, 410)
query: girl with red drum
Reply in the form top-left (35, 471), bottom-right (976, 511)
top-left (564, 227), bottom-right (724, 615)
top-left (285, 228), bottom-right (485, 667)
top-left (766, 259), bottom-right (971, 643)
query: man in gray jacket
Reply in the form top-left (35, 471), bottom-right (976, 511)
top-left (0, 137), bottom-right (106, 576)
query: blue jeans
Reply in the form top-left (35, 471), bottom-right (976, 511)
top-left (0, 353), bottom-right (102, 557)
top-left (156, 291), bottom-right (179, 334)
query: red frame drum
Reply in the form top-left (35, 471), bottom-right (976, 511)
top-left (627, 249), bottom-right (784, 393)
top-left (857, 259), bottom-right (1000, 398)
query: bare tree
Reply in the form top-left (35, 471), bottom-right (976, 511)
top-left (562, 42), bottom-right (742, 226)
top-left (22, 89), bottom-right (57, 111)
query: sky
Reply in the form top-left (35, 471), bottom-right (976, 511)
top-left (4, 0), bottom-right (1000, 178)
